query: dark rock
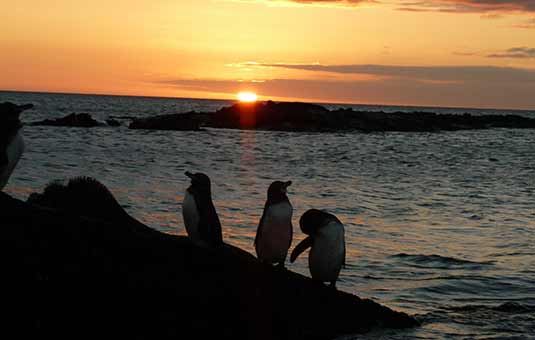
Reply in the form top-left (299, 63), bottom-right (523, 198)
top-left (109, 115), bottom-right (137, 120)
top-left (1, 180), bottom-right (418, 339)
top-left (31, 113), bottom-right (104, 127)
top-left (126, 101), bottom-right (535, 133)
top-left (106, 118), bottom-right (121, 127)
top-left (210, 101), bottom-right (331, 130)
top-left (129, 111), bottom-right (202, 131)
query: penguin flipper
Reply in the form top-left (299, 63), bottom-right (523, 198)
top-left (197, 199), bottom-right (223, 247)
top-left (254, 203), bottom-right (268, 247)
top-left (343, 241), bottom-right (346, 268)
top-left (290, 236), bottom-right (313, 263)
top-left (253, 208), bottom-right (266, 246)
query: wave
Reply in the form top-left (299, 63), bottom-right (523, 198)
top-left (391, 253), bottom-right (494, 269)
top-left (448, 301), bottom-right (535, 314)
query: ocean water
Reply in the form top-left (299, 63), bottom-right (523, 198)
top-left (2, 90), bottom-right (534, 339)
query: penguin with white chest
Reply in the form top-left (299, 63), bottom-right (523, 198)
top-left (290, 209), bottom-right (346, 287)
top-left (0, 102), bottom-right (33, 190)
top-left (254, 180), bottom-right (293, 267)
top-left (182, 171), bottom-right (223, 248)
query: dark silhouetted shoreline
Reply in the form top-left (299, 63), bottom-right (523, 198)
top-left (129, 101), bottom-right (535, 132)
top-left (0, 190), bottom-right (417, 339)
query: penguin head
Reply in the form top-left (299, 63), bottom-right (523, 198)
top-left (267, 180), bottom-right (292, 203)
top-left (299, 209), bottom-right (338, 236)
top-left (1, 102), bottom-right (33, 124)
top-left (185, 171), bottom-right (212, 194)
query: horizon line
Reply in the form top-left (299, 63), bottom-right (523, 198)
top-left (0, 88), bottom-right (533, 113)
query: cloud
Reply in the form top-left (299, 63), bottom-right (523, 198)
top-left (396, 0), bottom-right (535, 13)
top-left (257, 0), bottom-right (535, 12)
top-left (231, 0), bottom-right (372, 8)
top-left (279, 0), bottom-right (368, 3)
top-left (158, 63), bottom-right (535, 109)
top-left (248, 62), bottom-right (535, 82)
top-left (488, 47), bottom-right (535, 58)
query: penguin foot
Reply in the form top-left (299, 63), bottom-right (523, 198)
top-left (276, 262), bottom-right (286, 269)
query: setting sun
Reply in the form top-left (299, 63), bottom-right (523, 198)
top-left (237, 92), bottom-right (258, 103)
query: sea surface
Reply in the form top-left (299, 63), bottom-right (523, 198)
top-left (2, 90), bottom-right (535, 339)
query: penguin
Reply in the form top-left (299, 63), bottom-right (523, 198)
top-left (0, 102), bottom-right (33, 190)
top-left (254, 180), bottom-right (293, 267)
top-left (182, 171), bottom-right (223, 248)
top-left (290, 209), bottom-right (345, 287)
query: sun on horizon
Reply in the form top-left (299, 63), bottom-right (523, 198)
top-left (237, 92), bottom-right (258, 103)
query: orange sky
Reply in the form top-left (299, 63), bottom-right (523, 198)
top-left (1, 0), bottom-right (535, 109)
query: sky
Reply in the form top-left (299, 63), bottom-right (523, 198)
top-left (1, 0), bottom-right (535, 109)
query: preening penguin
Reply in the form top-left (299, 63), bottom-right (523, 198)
top-left (290, 209), bottom-right (346, 287)
top-left (254, 180), bottom-right (293, 267)
top-left (0, 102), bottom-right (33, 190)
top-left (182, 171), bottom-right (223, 248)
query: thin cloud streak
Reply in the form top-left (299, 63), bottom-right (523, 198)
top-left (488, 47), bottom-right (535, 58)
top-left (253, 0), bottom-right (535, 12)
top-left (251, 63), bottom-right (535, 82)
top-left (280, 0), bottom-right (368, 4)
top-left (159, 72), bottom-right (535, 109)
top-left (229, 0), bottom-right (371, 8)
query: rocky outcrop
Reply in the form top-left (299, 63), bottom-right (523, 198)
top-left (105, 118), bottom-right (121, 127)
top-left (31, 113), bottom-right (104, 127)
top-left (1, 180), bottom-right (418, 339)
top-left (128, 101), bottom-right (535, 133)
top-left (129, 111), bottom-right (203, 131)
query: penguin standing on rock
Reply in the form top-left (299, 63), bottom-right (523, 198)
top-left (255, 180), bottom-right (293, 267)
top-left (0, 102), bottom-right (33, 190)
top-left (182, 171), bottom-right (223, 248)
top-left (290, 209), bottom-right (346, 287)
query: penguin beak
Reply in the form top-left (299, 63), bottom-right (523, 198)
top-left (185, 171), bottom-right (194, 180)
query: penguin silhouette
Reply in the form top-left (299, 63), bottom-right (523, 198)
top-left (255, 180), bottom-right (293, 267)
top-left (291, 209), bottom-right (345, 287)
top-left (0, 102), bottom-right (32, 190)
top-left (182, 171), bottom-right (223, 248)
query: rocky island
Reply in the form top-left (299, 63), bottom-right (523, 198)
top-left (129, 101), bottom-right (535, 133)
top-left (0, 178), bottom-right (418, 339)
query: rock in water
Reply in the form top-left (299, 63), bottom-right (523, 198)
top-left (106, 118), bottom-right (121, 127)
top-left (125, 101), bottom-right (535, 133)
top-left (31, 113), bottom-right (104, 127)
top-left (129, 112), bottom-right (202, 130)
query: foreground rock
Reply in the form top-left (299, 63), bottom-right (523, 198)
top-left (31, 113), bottom-right (104, 127)
top-left (1, 184), bottom-right (417, 339)
top-left (129, 101), bottom-right (535, 132)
